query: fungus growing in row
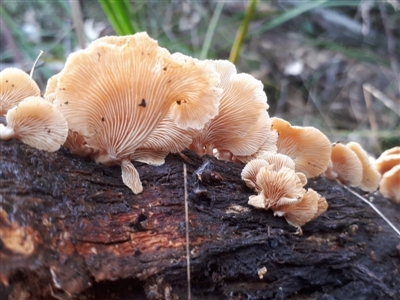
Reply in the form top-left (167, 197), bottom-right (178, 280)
top-left (271, 117), bottom-right (331, 178)
top-left (0, 68), bottom-right (41, 115)
top-left (54, 32), bottom-right (222, 194)
top-left (379, 164), bottom-right (400, 204)
top-left (272, 189), bottom-right (328, 234)
top-left (189, 59), bottom-right (269, 157)
top-left (0, 96), bottom-right (68, 151)
top-left (346, 142), bottom-right (381, 192)
top-left (324, 142), bottom-right (363, 186)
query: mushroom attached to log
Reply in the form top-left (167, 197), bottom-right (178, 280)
top-left (346, 141), bottom-right (381, 192)
top-left (54, 32), bottom-right (222, 194)
top-left (0, 68), bottom-right (40, 115)
top-left (271, 117), bottom-right (331, 178)
top-left (189, 59), bottom-right (271, 158)
top-left (324, 142), bottom-right (363, 186)
top-left (0, 96), bottom-right (68, 152)
top-left (379, 164), bottom-right (400, 204)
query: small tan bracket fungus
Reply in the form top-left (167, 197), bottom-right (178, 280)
top-left (0, 68), bottom-right (41, 115)
top-left (248, 165), bottom-right (305, 210)
top-left (324, 142), bottom-right (363, 186)
top-left (374, 154), bottom-right (400, 175)
top-left (271, 117), bottom-right (331, 178)
top-left (346, 142), bottom-right (381, 192)
top-left (241, 159), bottom-right (270, 192)
top-left (379, 164), bottom-right (400, 204)
top-left (189, 59), bottom-right (269, 157)
top-left (272, 188), bottom-right (328, 232)
top-left (54, 33), bottom-right (221, 194)
top-left (0, 96), bottom-right (68, 152)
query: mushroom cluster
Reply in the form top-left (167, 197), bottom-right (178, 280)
top-left (323, 141), bottom-right (381, 192)
top-left (242, 153), bottom-right (328, 234)
top-left (374, 146), bottom-right (400, 204)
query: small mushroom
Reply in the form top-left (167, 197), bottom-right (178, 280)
top-left (272, 188), bottom-right (328, 233)
top-left (248, 165), bottom-right (305, 210)
top-left (54, 33), bottom-right (221, 194)
top-left (346, 142), bottom-right (381, 192)
top-left (271, 117), bottom-right (331, 178)
top-left (241, 159), bottom-right (269, 191)
top-left (324, 142), bottom-right (363, 186)
top-left (379, 164), bottom-right (400, 204)
top-left (0, 68), bottom-right (41, 115)
top-left (43, 73), bottom-right (59, 103)
top-left (0, 96), bottom-right (68, 152)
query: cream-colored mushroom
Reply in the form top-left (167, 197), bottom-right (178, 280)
top-left (0, 96), bottom-right (68, 151)
top-left (54, 32), bottom-right (222, 194)
top-left (379, 164), bottom-right (400, 204)
top-left (0, 68), bottom-right (40, 115)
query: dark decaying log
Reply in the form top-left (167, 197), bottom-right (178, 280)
top-left (0, 139), bottom-right (399, 300)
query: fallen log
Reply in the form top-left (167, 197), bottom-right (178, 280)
top-left (1, 139), bottom-right (399, 299)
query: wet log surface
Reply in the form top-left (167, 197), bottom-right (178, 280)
top-left (1, 139), bottom-right (399, 300)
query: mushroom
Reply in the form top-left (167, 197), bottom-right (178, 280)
top-left (272, 188), bottom-right (328, 234)
top-left (378, 146), bottom-right (400, 158)
top-left (54, 32), bottom-right (222, 194)
top-left (374, 154), bottom-right (400, 175)
top-left (241, 159), bottom-right (269, 192)
top-left (0, 68), bottom-right (41, 115)
top-left (379, 164), bottom-right (400, 204)
top-left (189, 59), bottom-right (269, 157)
top-left (43, 73), bottom-right (59, 103)
top-left (324, 142), bottom-right (363, 186)
top-left (248, 165), bottom-right (305, 210)
top-left (346, 142), bottom-right (381, 192)
top-left (271, 117), bottom-right (331, 178)
top-left (0, 96), bottom-right (68, 152)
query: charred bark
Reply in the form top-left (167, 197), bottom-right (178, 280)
top-left (1, 139), bottom-right (399, 299)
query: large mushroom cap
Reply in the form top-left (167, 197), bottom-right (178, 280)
top-left (54, 32), bottom-right (221, 194)
top-left (0, 68), bottom-right (41, 115)
top-left (0, 96), bottom-right (68, 151)
top-left (325, 142), bottom-right (363, 186)
top-left (346, 142), bottom-right (381, 192)
top-left (271, 117), bottom-right (331, 178)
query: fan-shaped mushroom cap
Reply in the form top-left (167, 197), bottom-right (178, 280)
top-left (241, 159), bottom-right (269, 192)
top-left (346, 142), bottom-right (381, 192)
top-left (271, 117), bottom-right (331, 178)
top-left (324, 142), bottom-right (363, 186)
top-left (0, 96), bottom-right (68, 151)
top-left (189, 59), bottom-right (268, 156)
top-left (272, 188), bottom-right (328, 228)
top-left (260, 152), bottom-right (296, 171)
top-left (0, 68), bottom-right (41, 115)
top-left (378, 146), bottom-right (400, 158)
top-left (374, 154), bottom-right (400, 175)
top-left (248, 165), bottom-right (305, 210)
top-left (379, 164), bottom-right (400, 204)
top-left (54, 32), bottom-right (221, 194)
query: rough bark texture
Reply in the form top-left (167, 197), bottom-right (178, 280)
top-left (1, 139), bottom-right (399, 300)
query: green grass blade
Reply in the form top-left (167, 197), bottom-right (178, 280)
top-left (99, 0), bottom-right (136, 35)
top-left (229, 0), bottom-right (257, 64)
top-left (99, 0), bottom-right (124, 35)
top-left (200, 1), bottom-right (224, 60)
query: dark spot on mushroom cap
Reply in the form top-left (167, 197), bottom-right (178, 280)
top-left (176, 100), bottom-right (181, 105)
top-left (163, 67), bottom-right (167, 71)
top-left (11, 84), bottom-right (14, 87)
top-left (101, 117), bottom-right (105, 122)
top-left (5, 80), bottom-right (8, 83)
top-left (48, 129), bottom-right (51, 134)
top-left (138, 99), bottom-right (146, 107)
top-left (64, 101), bottom-right (68, 105)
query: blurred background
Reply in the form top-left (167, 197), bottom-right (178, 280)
top-left (1, 0), bottom-right (399, 155)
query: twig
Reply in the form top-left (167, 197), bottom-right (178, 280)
top-left (183, 163), bottom-right (191, 300)
top-left (343, 186), bottom-right (400, 237)
top-left (69, 0), bottom-right (86, 49)
top-left (30, 50), bottom-right (43, 78)
top-left (363, 83), bottom-right (400, 117)
top-left (362, 84), bottom-right (380, 154)
top-left (200, 1), bottom-right (224, 60)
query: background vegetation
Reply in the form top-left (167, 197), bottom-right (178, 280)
top-left (1, 0), bottom-right (399, 155)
